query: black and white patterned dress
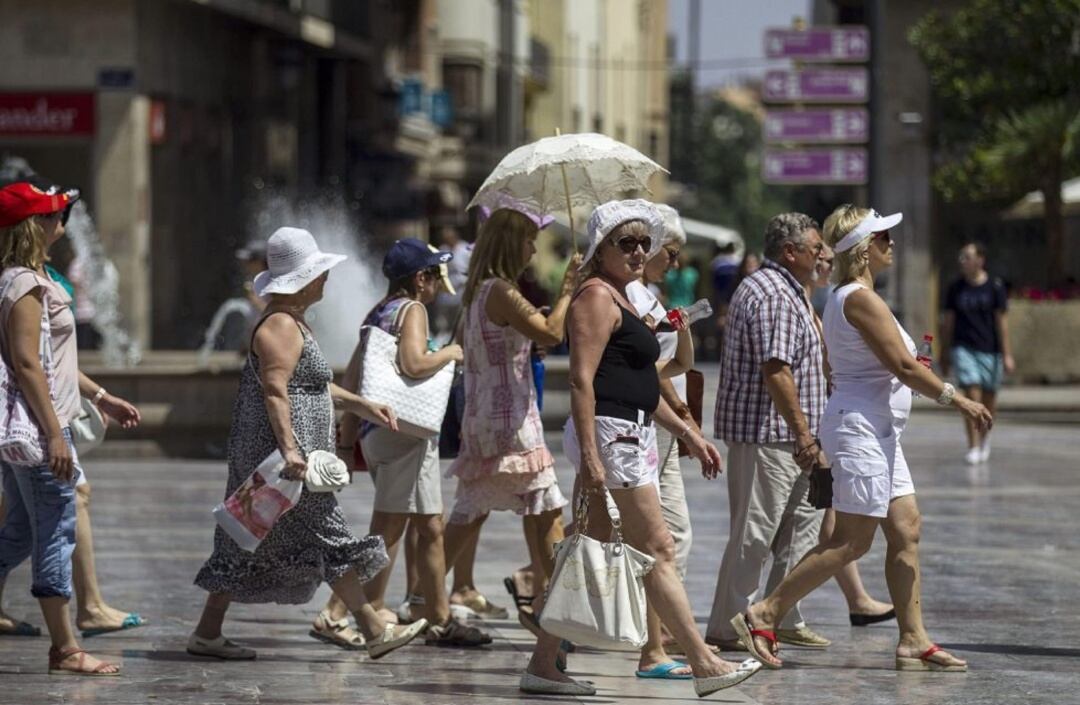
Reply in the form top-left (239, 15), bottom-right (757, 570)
top-left (194, 319), bottom-right (388, 604)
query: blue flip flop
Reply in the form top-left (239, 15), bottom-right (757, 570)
top-left (81, 613), bottom-right (146, 638)
top-left (0, 620), bottom-right (41, 637)
top-left (635, 661), bottom-right (693, 680)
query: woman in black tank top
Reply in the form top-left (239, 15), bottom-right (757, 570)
top-left (522, 200), bottom-right (758, 698)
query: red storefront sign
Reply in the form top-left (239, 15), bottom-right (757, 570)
top-left (0, 93), bottom-right (95, 136)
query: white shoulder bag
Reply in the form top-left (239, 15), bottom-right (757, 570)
top-left (538, 492), bottom-right (655, 649)
top-left (357, 300), bottom-right (455, 438)
top-left (0, 269), bottom-right (56, 466)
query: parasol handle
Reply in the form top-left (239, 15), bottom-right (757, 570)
top-left (555, 127), bottom-right (577, 255)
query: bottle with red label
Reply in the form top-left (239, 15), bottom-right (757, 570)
top-left (913, 334), bottom-right (933, 398)
top-left (659, 298), bottom-right (713, 332)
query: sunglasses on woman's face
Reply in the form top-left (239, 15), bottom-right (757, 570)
top-left (873, 231), bottom-right (892, 245)
top-left (612, 236), bottom-right (652, 254)
top-left (664, 248), bottom-right (680, 262)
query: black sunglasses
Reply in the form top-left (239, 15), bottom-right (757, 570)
top-left (612, 236), bottom-right (652, 254)
top-left (873, 231), bottom-right (892, 245)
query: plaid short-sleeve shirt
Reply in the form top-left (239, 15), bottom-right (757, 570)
top-left (714, 260), bottom-right (825, 444)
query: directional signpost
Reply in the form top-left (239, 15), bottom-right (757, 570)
top-left (763, 148), bottom-right (868, 185)
top-left (761, 24), bottom-right (871, 185)
top-left (765, 27), bottom-right (870, 62)
top-left (762, 68), bottom-right (869, 104)
top-left (764, 108), bottom-right (868, 144)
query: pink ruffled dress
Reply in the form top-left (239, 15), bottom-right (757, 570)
top-left (446, 279), bottom-right (567, 523)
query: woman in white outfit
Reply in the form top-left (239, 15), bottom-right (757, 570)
top-left (730, 205), bottom-right (991, 673)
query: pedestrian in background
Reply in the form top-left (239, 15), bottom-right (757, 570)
top-left (806, 243), bottom-right (895, 627)
top-left (730, 205), bottom-right (991, 672)
top-left (190, 227), bottom-right (426, 662)
top-left (941, 242), bottom-right (1013, 464)
top-left (442, 204), bottom-right (579, 633)
top-left (331, 238), bottom-right (488, 648)
top-left (625, 204), bottom-right (700, 666)
top-left (705, 212), bottom-right (832, 651)
top-left (525, 199), bottom-right (759, 697)
top-left (0, 182), bottom-right (140, 676)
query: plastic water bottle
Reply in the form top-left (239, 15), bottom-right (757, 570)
top-left (664, 298), bottom-right (714, 330)
top-left (913, 334), bottom-right (933, 398)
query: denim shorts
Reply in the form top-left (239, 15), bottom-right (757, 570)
top-left (0, 429), bottom-right (80, 599)
top-left (952, 346), bottom-right (1004, 391)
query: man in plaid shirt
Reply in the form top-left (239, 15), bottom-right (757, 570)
top-left (705, 213), bottom-right (832, 649)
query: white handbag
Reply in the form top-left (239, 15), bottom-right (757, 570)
top-left (304, 449), bottom-right (350, 493)
top-left (0, 269), bottom-right (56, 466)
top-left (357, 300), bottom-right (455, 438)
top-left (71, 396), bottom-right (107, 455)
top-left (538, 493), bottom-right (655, 649)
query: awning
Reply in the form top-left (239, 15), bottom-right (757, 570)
top-left (680, 217), bottom-right (743, 249)
top-left (1004, 176), bottom-right (1080, 219)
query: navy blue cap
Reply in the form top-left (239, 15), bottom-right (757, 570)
top-left (382, 238), bottom-right (452, 280)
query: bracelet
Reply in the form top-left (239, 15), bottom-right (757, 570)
top-left (936, 382), bottom-right (956, 406)
top-left (91, 387), bottom-right (107, 404)
top-left (677, 423), bottom-right (692, 439)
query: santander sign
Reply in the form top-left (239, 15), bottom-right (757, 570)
top-left (0, 94), bottom-right (95, 136)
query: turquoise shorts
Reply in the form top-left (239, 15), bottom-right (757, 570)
top-left (952, 345), bottom-right (1003, 391)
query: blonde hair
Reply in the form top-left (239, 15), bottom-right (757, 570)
top-left (0, 217), bottom-right (48, 271)
top-left (462, 208), bottom-right (538, 307)
top-left (823, 204), bottom-right (873, 284)
top-left (586, 220), bottom-right (651, 277)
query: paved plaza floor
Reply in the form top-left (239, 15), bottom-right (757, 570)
top-left (1, 414), bottom-right (1078, 704)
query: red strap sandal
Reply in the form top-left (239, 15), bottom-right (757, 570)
top-left (48, 646), bottom-right (121, 677)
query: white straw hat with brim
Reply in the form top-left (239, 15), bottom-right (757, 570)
top-left (652, 204), bottom-right (687, 258)
top-left (834, 209), bottom-right (903, 253)
top-left (253, 227), bottom-right (347, 297)
top-left (581, 199), bottom-right (665, 269)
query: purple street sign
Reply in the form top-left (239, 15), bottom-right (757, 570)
top-left (765, 27), bottom-right (870, 62)
top-left (762, 148), bottom-right (869, 185)
top-left (764, 108), bottom-right (869, 144)
top-left (763, 68), bottom-right (869, 103)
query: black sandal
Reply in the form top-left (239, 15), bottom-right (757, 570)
top-left (503, 576), bottom-right (534, 611)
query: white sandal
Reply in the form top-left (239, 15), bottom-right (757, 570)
top-left (186, 633), bottom-right (256, 660)
top-left (309, 610), bottom-right (365, 650)
top-left (366, 618), bottom-right (428, 660)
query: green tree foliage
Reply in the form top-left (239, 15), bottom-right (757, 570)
top-left (910, 0), bottom-right (1080, 283)
top-left (680, 97), bottom-right (790, 253)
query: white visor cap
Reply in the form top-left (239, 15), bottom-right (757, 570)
top-left (834, 209), bottom-right (903, 253)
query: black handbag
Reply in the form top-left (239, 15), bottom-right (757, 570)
top-left (438, 370), bottom-right (465, 459)
top-left (807, 464), bottom-right (833, 510)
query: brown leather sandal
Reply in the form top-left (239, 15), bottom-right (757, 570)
top-left (48, 646), bottom-right (121, 676)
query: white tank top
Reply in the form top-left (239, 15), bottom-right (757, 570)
top-left (823, 282), bottom-right (915, 418)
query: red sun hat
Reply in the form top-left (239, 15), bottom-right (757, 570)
top-left (0, 182), bottom-right (71, 228)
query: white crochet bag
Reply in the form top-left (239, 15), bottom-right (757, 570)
top-left (358, 301), bottom-right (455, 438)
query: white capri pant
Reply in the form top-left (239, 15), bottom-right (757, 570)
top-left (820, 406), bottom-right (914, 518)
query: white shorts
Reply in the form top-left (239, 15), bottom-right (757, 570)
top-left (820, 407), bottom-right (914, 518)
top-left (563, 415), bottom-right (659, 490)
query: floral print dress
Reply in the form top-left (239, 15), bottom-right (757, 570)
top-left (194, 317), bottom-right (388, 603)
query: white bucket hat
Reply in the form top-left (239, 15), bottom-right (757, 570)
top-left (652, 204), bottom-right (687, 258)
top-left (834, 209), bottom-right (903, 253)
top-left (253, 227), bottom-right (348, 297)
top-left (581, 199), bottom-right (665, 269)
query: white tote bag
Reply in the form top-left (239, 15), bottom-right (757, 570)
top-left (0, 269), bottom-right (56, 467)
top-left (539, 493), bottom-right (655, 649)
top-left (358, 300), bottom-right (455, 438)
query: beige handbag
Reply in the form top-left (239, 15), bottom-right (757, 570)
top-left (303, 449), bottom-right (350, 493)
top-left (538, 493), bottom-right (655, 649)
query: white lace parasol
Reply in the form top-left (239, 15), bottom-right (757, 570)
top-left (467, 132), bottom-right (668, 217)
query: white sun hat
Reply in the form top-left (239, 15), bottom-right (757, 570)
top-left (580, 199), bottom-right (665, 269)
top-left (653, 204), bottom-right (687, 257)
top-left (834, 209), bottom-right (903, 253)
top-left (253, 227), bottom-right (348, 297)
